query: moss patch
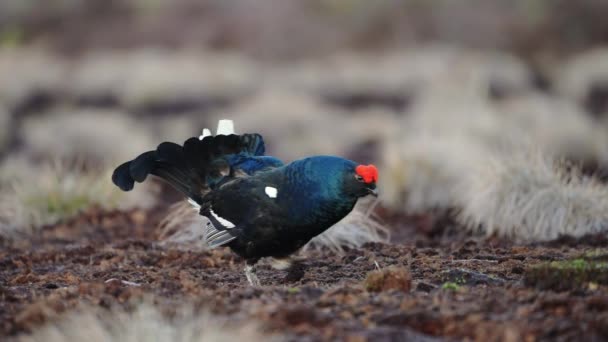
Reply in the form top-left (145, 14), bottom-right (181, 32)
top-left (524, 258), bottom-right (608, 291)
top-left (287, 287), bottom-right (300, 294)
top-left (440, 268), bottom-right (505, 286)
top-left (441, 282), bottom-right (461, 291)
top-left (583, 249), bottom-right (608, 261)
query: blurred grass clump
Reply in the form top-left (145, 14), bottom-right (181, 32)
top-left (0, 161), bottom-right (149, 237)
top-left (17, 300), bottom-right (272, 342)
top-left (0, 0), bottom-right (607, 245)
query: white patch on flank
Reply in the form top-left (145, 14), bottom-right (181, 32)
top-left (216, 119), bottom-right (234, 135)
top-left (199, 128), bottom-right (212, 140)
top-left (210, 207), bottom-right (236, 228)
top-left (265, 186), bottom-right (278, 198)
top-left (187, 198), bottom-right (201, 210)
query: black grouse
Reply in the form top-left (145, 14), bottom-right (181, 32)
top-left (112, 131), bottom-right (378, 285)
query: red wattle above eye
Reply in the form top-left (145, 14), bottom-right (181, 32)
top-left (355, 164), bottom-right (378, 184)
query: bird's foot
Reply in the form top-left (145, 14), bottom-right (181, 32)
top-left (244, 264), bottom-right (261, 287)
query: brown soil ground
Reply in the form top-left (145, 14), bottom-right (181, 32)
top-left (1, 207), bottom-right (607, 341)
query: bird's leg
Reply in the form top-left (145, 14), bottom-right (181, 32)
top-left (271, 257), bottom-right (306, 283)
top-left (244, 259), bottom-right (261, 287)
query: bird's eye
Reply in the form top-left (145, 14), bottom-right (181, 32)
top-left (355, 174), bottom-right (364, 182)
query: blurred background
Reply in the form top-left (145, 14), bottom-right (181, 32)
top-left (2, 0), bottom-right (608, 242)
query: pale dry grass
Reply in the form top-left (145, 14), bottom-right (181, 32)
top-left (303, 197), bottom-right (390, 253)
top-left (555, 47), bottom-right (608, 110)
top-left (158, 201), bottom-right (207, 250)
top-left (495, 94), bottom-right (608, 164)
top-left (17, 301), bottom-right (272, 342)
top-left (20, 109), bottom-right (157, 164)
top-left (146, 114), bottom-right (210, 144)
top-left (0, 159), bottom-right (157, 237)
top-left (379, 63), bottom-right (608, 241)
top-left (381, 82), bottom-right (608, 212)
top-left (276, 45), bottom-right (531, 100)
top-left (0, 48), bottom-right (67, 109)
top-left (457, 150), bottom-right (608, 241)
top-left (69, 49), bottom-right (258, 110)
top-left (215, 88), bottom-right (398, 161)
top-left (216, 88), bottom-right (352, 160)
top-left (380, 131), bottom-right (492, 213)
top-left (379, 83), bottom-right (500, 212)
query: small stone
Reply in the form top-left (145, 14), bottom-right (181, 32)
top-left (43, 283), bottom-right (59, 290)
top-left (415, 282), bottom-right (437, 292)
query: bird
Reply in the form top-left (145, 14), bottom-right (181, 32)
top-left (111, 124), bottom-right (378, 286)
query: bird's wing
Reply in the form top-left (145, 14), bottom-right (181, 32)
top-left (112, 133), bottom-right (283, 203)
top-left (203, 205), bottom-right (239, 247)
top-left (199, 175), bottom-right (285, 248)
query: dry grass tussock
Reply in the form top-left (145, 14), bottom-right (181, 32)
top-left (0, 47), bottom-right (259, 111)
top-left (380, 130), bottom-right (492, 213)
top-left (216, 88), bottom-right (399, 161)
top-left (379, 82), bottom-right (502, 212)
top-left (159, 198), bottom-right (389, 253)
top-left (0, 159), bottom-right (157, 237)
top-left (555, 47), bottom-right (608, 108)
top-left (20, 109), bottom-right (157, 164)
top-left (495, 94), bottom-right (608, 164)
top-left (276, 45), bottom-right (531, 99)
top-left (146, 114), bottom-right (211, 145)
top-left (381, 82), bottom-right (608, 208)
top-left (69, 49), bottom-right (258, 109)
top-left (0, 48), bottom-right (67, 109)
top-left (0, 105), bottom-right (11, 153)
top-left (17, 301), bottom-right (271, 342)
top-left (457, 151), bottom-right (608, 241)
top-left (302, 197), bottom-right (389, 253)
top-left (158, 201), bottom-right (207, 250)
top-left (379, 66), bottom-right (608, 240)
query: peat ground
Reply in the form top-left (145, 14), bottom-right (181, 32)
top-left (1, 207), bottom-right (607, 341)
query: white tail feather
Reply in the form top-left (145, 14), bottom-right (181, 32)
top-left (199, 128), bottom-right (212, 140)
top-left (216, 119), bottom-right (235, 135)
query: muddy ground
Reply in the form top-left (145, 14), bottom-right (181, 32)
top-left (1, 206), bottom-right (607, 341)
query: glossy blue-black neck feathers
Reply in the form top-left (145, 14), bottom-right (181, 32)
top-left (279, 156), bottom-right (359, 230)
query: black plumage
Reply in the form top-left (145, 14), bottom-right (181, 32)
top-left (112, 132), bottom-right (378, 285)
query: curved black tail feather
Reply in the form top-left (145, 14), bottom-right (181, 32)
top-left (111, 133), bottom-right (266, 203)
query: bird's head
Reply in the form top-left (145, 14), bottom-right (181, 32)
top-left (348, 163), bottom-right (379, 198)
top-left (298, 156), bottom-right (379, 200)
top-left (334, 161), bottom-right (379, 199)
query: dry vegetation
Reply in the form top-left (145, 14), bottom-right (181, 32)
top-left (0, 159), bottom-right (158, 238)
top-left (458, 151), bottom-right (608, 241)
top-left (17, 301), bottom-right (271, 342)
top-left (1, 1), bottom-right (608, 341)
top-left (2, 43), bottom-right (608, 339)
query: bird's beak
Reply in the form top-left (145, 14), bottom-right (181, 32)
top-left (367, 185), bottom-right (378, 197)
